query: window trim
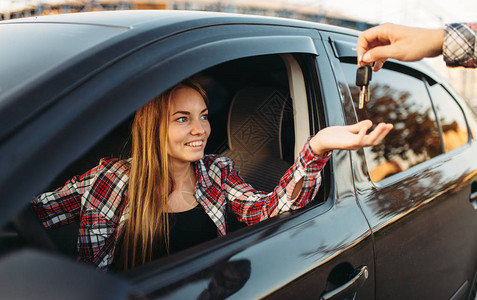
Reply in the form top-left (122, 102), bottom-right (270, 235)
top-left (425, 81), bottom-right (473, 153)
top-left (281, 53), bottom-right (310, 158)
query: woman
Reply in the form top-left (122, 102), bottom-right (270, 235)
top-left (32, 79), bottom-right (393, 271)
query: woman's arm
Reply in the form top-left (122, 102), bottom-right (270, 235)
top-left (224, 139), bottom-right (328, 225)
top-left (291, 120), bottom-right (392, 198)
top-left (32, 163), bottom-right (103, 229)
top-left (226, 120), bottom-right (393, 225)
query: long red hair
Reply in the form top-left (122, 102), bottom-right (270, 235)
top-left (120, 79), bottom-right (207, 270)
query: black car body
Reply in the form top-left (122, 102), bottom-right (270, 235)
top-left (1, 10), bottom-right (477, 300)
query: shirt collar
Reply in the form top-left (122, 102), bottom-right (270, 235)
top-left (195, 158), bottom-right (212, 188)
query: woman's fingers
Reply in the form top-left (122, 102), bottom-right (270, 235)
top-left (362, 122), bottom-right (393, 146)
top-left (347, 119), bottom-right (373, 133)
top-left (309, 120), bottom-right (393, 154)
top-left (349, 122), bottom-right (393, 150)
top-left (357, 125), bottom-right (369, 140)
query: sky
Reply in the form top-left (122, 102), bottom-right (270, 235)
top-left (282, 0), bottom-right (477, 28)
top-left (1, 0), bottom-right (476, 27)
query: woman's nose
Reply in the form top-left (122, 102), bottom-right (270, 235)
top-left (191, 119), bottom-right (205, 135)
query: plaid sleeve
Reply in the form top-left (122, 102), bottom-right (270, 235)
top-left (225, 138), bottom-right (330, 225)
top-left (443, 23), bottom-right (477, 68)
top-left (32, 164), bottom-right (102, 229)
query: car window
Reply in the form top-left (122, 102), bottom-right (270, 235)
top-left (427, 83), bottom-right (469, 152)
top-left (7, 53), bottom-right (323, 270)
top-left (340, 63), bottom-right (443, 181)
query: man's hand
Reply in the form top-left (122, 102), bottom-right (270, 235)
top-left (357, 23), bottom-right (444, 72)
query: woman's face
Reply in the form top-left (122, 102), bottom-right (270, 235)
top-left (167, 86), bottom-right (211, 165)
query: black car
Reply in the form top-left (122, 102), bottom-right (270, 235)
top-left (1, 10), bottom-right (476, 300)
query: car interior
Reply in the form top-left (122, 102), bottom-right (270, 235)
top-left (0, 53), bottom-right (329, 271)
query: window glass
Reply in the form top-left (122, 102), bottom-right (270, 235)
top-left (427, 84), bottom-right (468, 151)
top-left (341, 63), bottom-right (442, 181)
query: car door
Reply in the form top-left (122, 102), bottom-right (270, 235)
top-left (326, 32), bottom-right (477, 299)
top-left (115, 24), bottom-right (377, 299)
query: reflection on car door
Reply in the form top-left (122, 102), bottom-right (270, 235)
top-left (342, 63), bottom-right (477, 299)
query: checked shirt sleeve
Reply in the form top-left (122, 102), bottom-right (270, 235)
top-left (225, 139), bottom-right (330, 226)
top-left (32, 164), bottom-right (101, 229)
top-left (443, 23), bottom-right (477, 68)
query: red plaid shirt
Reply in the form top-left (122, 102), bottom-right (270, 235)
top-left (443, 23), bottom-right (477, 68)
top-left (32, 140), bottom-right (329, 270)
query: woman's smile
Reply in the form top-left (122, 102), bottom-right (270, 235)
top-left (167, 86), bottom-right (211, 165)
top-left (185, 139), bottom-right (204, 146)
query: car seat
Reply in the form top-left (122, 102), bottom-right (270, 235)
top-left (221, 86), bottom-right (295, 193)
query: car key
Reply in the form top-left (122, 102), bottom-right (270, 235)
top-left (356, 65), bottom-right (372, 109)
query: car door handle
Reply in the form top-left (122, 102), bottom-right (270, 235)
top-left (320, 266), bottom-right (369, 300)
top-left (470, 182), bottom-right (477, 209)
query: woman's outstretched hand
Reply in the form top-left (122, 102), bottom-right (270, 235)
top-left (310, 120), bottom-right (393, 156)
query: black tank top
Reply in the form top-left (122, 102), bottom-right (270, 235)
top-left (113, 204), bottom-right (217, 270)
top-left (167, 204), bottom-right (218, 253)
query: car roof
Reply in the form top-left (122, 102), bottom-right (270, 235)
top-left (1, 9), bottom-right (358, 32)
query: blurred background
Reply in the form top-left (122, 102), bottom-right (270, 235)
top-left (1, 0), bottom-right (477, 108)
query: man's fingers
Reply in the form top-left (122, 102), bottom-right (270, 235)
top-left (361, 44), bottom-right (396, 65)
top-left (373, 61), bottom-right (384, 72)
top-left (373, 60), bottom-right (385, 72)
top-left (357, 25), bottom-right (385, 58)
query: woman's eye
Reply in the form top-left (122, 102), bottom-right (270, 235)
top-left (201, 114), bottom-right (208, 120)
top-left (176, 117), bottom-right (187, 123)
